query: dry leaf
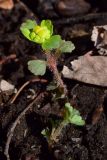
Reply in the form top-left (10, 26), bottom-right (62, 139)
top-left (0, 0), bottom-right (14, 10)
top-left (62, 52), bottom-right (107, 86)
top-left (91, 25), bottom-right (107, 55)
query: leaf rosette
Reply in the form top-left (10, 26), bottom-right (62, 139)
top-left (20, 19), bottom-right (53, 44)
top-left (20, 19), bottom-right (75, 52)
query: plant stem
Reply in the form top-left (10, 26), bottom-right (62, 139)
top-left (50, 121), bottom-right (66, 143)
top-left (46, 52), bottom-right (67, 96)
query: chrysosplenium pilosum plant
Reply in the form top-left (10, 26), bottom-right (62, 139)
top-left (20, 20), bottom-right (85, 144)
top-left (20, 19), bottom-right (75, 96)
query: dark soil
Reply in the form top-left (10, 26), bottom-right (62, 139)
top-left (1, 0), bottom-right (107, 160)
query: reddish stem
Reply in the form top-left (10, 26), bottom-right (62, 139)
top-left (46, 52), bottom-right (67, 96)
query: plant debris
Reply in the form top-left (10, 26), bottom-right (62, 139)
top-left (62, 52), bottom-right (107, 86)
top-left (91, 25), bottom-right (107, 55)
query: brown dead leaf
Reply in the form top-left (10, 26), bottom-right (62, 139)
top-left (0, 0), bottom-right (14, 10)
top-left (62, 52), bottom-right (107, 86)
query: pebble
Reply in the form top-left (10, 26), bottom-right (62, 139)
top-left (0, 79), bottom-right (15, 92)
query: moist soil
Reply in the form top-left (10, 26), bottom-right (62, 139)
top-left (0, 1), bottom-right (107, 160)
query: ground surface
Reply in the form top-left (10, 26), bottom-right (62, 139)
top-left (0, 0), bottom-right (107, 160)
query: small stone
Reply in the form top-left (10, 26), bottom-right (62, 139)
top-left (56, 0), bottom-right (91, 16)
top-left (0, 79), bottom-right (15, 92)
top-left (0, 0), bottom-right (14, 10)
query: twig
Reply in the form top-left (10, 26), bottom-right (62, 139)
top-left (54, 12), bottom-right (107, 25)
top-left (11, 78), bottom-right (47, 104)
top-left (0, 54), bottom-right (16, 65)
top-left (4, 92), bottom-right (45, 160)
top-left (92, 106), bottom-right (103, 125)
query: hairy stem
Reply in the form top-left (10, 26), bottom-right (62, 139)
top-left (50, 121), bottom-right (66, 144)
top-left (46, 52), bottom-right (67, 96)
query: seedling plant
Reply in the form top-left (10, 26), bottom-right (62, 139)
top-left (20, 19), bottom-right (85, 144)
top-left (42, 102), bottom-right (85, 144)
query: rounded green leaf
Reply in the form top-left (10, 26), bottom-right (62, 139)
top-left (60, 40), bottom-right (75, 53)
top-left (20, 19), bottom-right (53, 44)
top-left (70, 115), bottom-right (85, 126)
top-left (41, 20), bottom-right (53, 36)
top-left (64, 103), bottom-right (85, 126)
top-left (20, 19), bottom-right (37, 41)
top-left (65, 103), bottom-right (73, 115)
top-left (42, 35), bottom-right (61, 50)
top-left (28, 60), bottom-right (47, 76)
top-left (20, 28), bottom-right (31, 40)
top-left (72, 108), bottom-right (80, 116)
top-left (20, 19), bottom-right (37, 30)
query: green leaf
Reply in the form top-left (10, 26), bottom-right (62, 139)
top-left (64, 103), bottom-right (85, 126)
top-left (20, 19), bottom-right (37, 30)
top-left (65, 103), bottom-right (73, 118)
top-left (47, 84), bottom-right (57, 91)
top-left (41, 128), bottom-right (50, 137)
top-left (72, 108), bottom-right (80, 116)
top-left (20, 19), bottom-right (37, 40)
top-left (70, 115), bottom-right (85, 126)
top-left (28, 60), bottom-right (47, 76)
top-left (42, 35), bottom-right (61, 50)
top-left (20, 28), bottom-right (31, 40)
top-left (41, 20), bottom-right (53, 36)
top-left (59, 40), bottom-right (75, 53)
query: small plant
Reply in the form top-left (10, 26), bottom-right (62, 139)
top-left (20, 19), bottom-right (75, 96)
top-left (41, 103), bottom-right (85, 144)
top-left (20, 19), bottom-right (85, 145)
